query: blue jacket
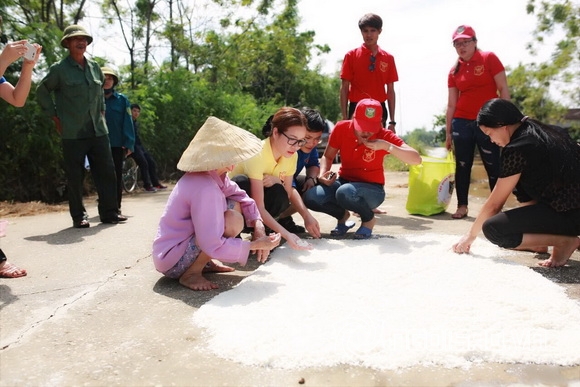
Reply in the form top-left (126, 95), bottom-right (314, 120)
top-left (104, 91), bottom-right (135, 151)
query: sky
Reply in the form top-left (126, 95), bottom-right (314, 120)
top-left (84, 0), bottom-right (560, 135)
top-left (297, 0), bottom-right (557, 134)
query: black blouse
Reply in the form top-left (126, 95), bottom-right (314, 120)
top-left (500, 126), bottom-right (580, 212)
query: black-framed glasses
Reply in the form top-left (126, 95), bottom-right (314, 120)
top-left (369, 55), bottom-right (376, 72)
top-left (453, 39), bottom-right (474, 48)
top-left (280, 131), bottom-right (308, 147)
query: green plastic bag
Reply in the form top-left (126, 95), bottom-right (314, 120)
top-left (406, 152), bottom-right (455, 216)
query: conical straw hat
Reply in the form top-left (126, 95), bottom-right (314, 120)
top-left (177, 116), bottom-right (262, 172)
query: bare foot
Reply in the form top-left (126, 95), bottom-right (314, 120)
top-left (0, 261), bottom-right (27, 278)
top-left (203, 259), bottom-right (235, 273)
top-left (179, 272), bottom-right (219, 291)
top-left (339, 210), bottom-right (351, 223)
top-left (538, 237), bottom-right (580, 268)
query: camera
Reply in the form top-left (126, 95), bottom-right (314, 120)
top-left (23, 42), bottom-right (36, 61)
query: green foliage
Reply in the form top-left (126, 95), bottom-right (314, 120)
top-left (0, 84), bottom-right (66, 203)
top-left (402, 128), bottom-right (440, 148)
top-left (508, 63), bottom-right (568, 123)
top-left (526, 0), bottom-right (580, 106)
top-left (123, 67), bottom-right (273, 177)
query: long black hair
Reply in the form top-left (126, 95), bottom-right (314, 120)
top-left (477, 98), bottom-right (580, 183)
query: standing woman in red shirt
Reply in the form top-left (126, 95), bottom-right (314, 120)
top-left (445, 25), bottom-right (510, 219)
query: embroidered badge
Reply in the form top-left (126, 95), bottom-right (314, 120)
top-left (456, 26), bottom-right (465, 34)
top-left (474, 65), bottom-right (484, 76)
top-left (380, 61), bottom-right (388, 72)
top-left (363, 148), bottom-right (375, 162)
top-left (365, 107), bottom-right (376, 119)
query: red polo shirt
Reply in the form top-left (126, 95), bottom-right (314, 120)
top-left (448, 50), bottom-right (505, 120)
top-left (329, 120), bottom-right (404, 185)
top-left (341, 44), bottom-right (399, 103)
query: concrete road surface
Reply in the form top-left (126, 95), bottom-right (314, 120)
top-left (1, 171), bottom-right (579, 386)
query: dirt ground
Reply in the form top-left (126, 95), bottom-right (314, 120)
top-left (0, 200), bottom-right (69, 218)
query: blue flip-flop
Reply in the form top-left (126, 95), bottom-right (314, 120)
top-left (330, 220), bottom-right (356, 236)
top-left (353, 226), bottom-right (373, 240)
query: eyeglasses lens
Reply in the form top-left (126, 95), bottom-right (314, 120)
top-left (453, 40), bottom-right (473, 48)
top-left (281, 131), bottom-right (307, 147)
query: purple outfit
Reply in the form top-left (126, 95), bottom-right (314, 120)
top-left (152, 170), bottom-right (262, 274)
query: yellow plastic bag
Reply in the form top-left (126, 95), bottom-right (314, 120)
top-left (406, 152), bottom-right (455, 216)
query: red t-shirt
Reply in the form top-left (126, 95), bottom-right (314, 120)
top-left (329, 120), bottom-right (404, 185)
top-left (447, 50), bottom-right (505, 120)
top-left (341, 45), bottom-right (399, 102)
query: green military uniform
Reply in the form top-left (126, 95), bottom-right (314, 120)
top-left (37, 31), bottom-right (120, 226)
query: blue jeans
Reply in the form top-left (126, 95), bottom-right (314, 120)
top-left (451, 118), bottom-right (500, 207)
top-left (303, 179), bottom-right (385, 223)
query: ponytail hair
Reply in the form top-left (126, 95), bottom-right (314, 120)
top-left (261, 115), bottom-right (274, 137)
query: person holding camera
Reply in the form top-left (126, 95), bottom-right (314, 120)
top-left (0, 39), bottom-right (42, 277)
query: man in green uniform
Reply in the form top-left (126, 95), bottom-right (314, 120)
top-left (37, 25), bottom-right (127, 228)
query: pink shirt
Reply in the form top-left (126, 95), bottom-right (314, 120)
top-left (152, 171), bottom-right (262, 273)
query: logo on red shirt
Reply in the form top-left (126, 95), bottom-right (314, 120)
top-left (474, 65), bottom-right (485, 76)
top-left (363, 148), bottom-right (375, 162)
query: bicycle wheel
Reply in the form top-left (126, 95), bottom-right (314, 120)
top-left (122, 157), bottom-right (139, 193)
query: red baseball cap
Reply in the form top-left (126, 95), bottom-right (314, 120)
top-left (353, 99), bottom-right (383, 133)
top-left (452, 25), bottom-right (476, 41)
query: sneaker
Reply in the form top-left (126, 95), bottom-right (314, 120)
top-left (278, 216), bottom-right (306, 234)
top-left (144, 186), bottom-right (157, 192)
top-left (154, 184), bottom-right (167, 190)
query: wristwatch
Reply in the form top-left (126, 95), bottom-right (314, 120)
top-left (388, 121), bottom-right (396, 126)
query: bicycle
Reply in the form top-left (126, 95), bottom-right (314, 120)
top-left (122, 156), bottom-right (139, 193)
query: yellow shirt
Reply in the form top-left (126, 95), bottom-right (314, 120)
top-left (230, 138), bottom-right (297, 181)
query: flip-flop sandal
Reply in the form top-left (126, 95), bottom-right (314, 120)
top-left (0, 262), bottom-right (27, 278)
top-left (353, 226), bottom-right (373, 240)
top-left (330, 220), bottom-right (356, 236)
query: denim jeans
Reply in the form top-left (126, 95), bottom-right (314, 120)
top-left (451, 118), bottom-right (500, 207)
top-left (303, 179), bottom-right (385, 223)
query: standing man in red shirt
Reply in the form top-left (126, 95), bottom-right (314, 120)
top-left (340, 13), bottom-right (399, 133)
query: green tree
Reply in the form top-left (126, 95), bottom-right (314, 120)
top-left (526, 0), bottom-right (580, 106)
